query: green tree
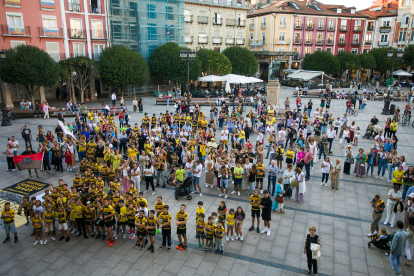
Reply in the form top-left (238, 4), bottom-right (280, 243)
top-left (358, 52), bottom-right (377, 81)
top-left (0, 45), bottom-right (59, 103)
top-left (99, 45), bottom-right (149, 97)
top-left (369, 47), bottom-right (401, 73)
top-left (337, 51), bottom-right (361, 73)
top-left (197, 48), bottom-right (232, 76)
top-left (149, 42), bottom-right (202, 84)
top-left (302, 51), bottom-right (340, 75)
top-left (402, 45), bottom-right (414, 70)
top-left (222, 46), bottom-right (258, 76)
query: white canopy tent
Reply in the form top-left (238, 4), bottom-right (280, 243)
top-left (392, 70), bottom-right (412, 77)
top-left (197, 75), bottom-right (227, 82)
top-left (287, 70), bottom-right (334, 84)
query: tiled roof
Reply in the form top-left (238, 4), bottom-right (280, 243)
top-left (358, 1), bottom-right (399, 18)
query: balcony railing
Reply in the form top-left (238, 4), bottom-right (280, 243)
top-left (305, 39), bottom-right (313, 45)
top-left (326, 39), bottom-right (333, 45)
top-left (184, 35), bottom-right (193, 43)
top-left (212, 37), bottom-right (222, 44)
top-left (237, 20), bottom-right (245, 27)
top-left (249, 24), bottom-right (254, 30)
top-left (317, 25), bottom-right (324, 31)
top-left (213, 18), bottom-right (222, 25)
top-left (280, 22), bottom-right (286, 28)
top-left (38, 27), bottom-right (63, 38)
top-left (378, 41), bottom-right (389, 46)
top-left (90, 5), bottom-right (103, 14)
top-left (184, 15), bottom-right (193, 23)
top-left (340, 25), bottom-right (347, 31)
top-left (352, 40), bottom-right (361, 46)
top-left (316, 40), bottom-right (323, 45)
top-left (198, 16), bottom-right (208, 24)
top-left (365, 40), bottom-right (372, 45)
top-left (48, 53), bottom-right (66, 62)
top-left (68, 2), bottom-right (81, 12)
top-left (353, 26), bottom-right (362, 32)
top-left (293, 39), bottom-right (302, 45)
top-left (380, 26), bottom-right (391, 33)
top-left (90, 30), bottom-right (107, 39)
top-left (226, 37), bottom-right (235, 44)
top-left (327, 26), bottom-right (335, 31)
top-left (5, 0), bottom-right (21, 7)
top-left (69, 28), bottom-right (86, 39)
top-left (367, 25), bottom-right (374, 31)
top-left (249, 38), bottom-right (263, 47)
top-left (306, 24), bottom-right (313, 30)
top-left (1, 25), bottom-right (31, 36)
top-left (397, 40), bottom-right (406, 45)
top-left (261, 23), bottom-right (266, 29)
top-left (236, 37), bottom-right (245, 45)
top-left (295, 23), bottom-right (302, 30)
top-left (401, 23), bottom-right (409, 29)
top-left (226, 19), bottom-right (235, 26)
top-left (338, 40), bottom-right (346, 46)
top-left (410, 39), bottom-right (414, 45)
top-left (198, 36), bottom-right (208, 44)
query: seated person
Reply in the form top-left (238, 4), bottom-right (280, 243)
top-left (376, 228), bottom-right (388, 241)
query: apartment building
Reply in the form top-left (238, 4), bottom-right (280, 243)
top-left (394, 0), bottom-right (414, 47)
top-left (184, 0), bottom-right (248, 52)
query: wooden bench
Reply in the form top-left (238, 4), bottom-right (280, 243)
top-left (155, 98), bottom-right (255, 106)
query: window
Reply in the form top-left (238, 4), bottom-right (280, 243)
top-left (341, 20), bottom-right (347, 27)
top-left (354, 20), bottom-right (361, 31)
top-left (227, 0), bottom-right (232, 5)
top-left (406, 0), bottom-right (412, 6)
top-left (328, 20), bottom-right (334, 29)
top-left (46, 42), bottom-right (59, 61)
top-left (402, 14), bottom-right (410, 26)
top-left (262, 32), bottom-right (266, 44)
top-left (399, 31), bottom-right (407, 42)
top-left (382, 20), bottom-right (390, 26)
top-left (43, 17), bottom-right (57, 28)
top-left (93, 44), bottom-right (104, 60)
top-left (280, 16), bottom-right (287, 27)
top-left (249, 33), bottom-right (253, 40)
top-left (307, 19), bottom-right (313, 28)
top-left (214, 28), bottom-right (220, 37)
top-left (351, 49), bottom-right (358, 54)
top-left (184, 10), bottom-right (191, 22)
top-left (381, 34), bottom-right (388, 42)
top-left (338, 48), bottom-right (344, 53)
top-left (305, 48), bottom-right (311, 54)
top-left (250, 19), bottom-right (254, 29)
top-left (294, 33), bottom-right (300, 42)
top-left (316, 48), bottom-right (322, 51)
top-left (365, 33), bottom-right (372, 42)
top-left (70, 18), bottom-right (82, 38)
top-left (73, 43), bottom-right (84, 57)
top-left (147, 4), bottom-right (156, 19)
top-left (318, 19), bottom-right (323, 29)
top-left (278, 47), bottom-right (285, 52)
top-left (227, 29), bottom-right (233, 37)
top-left (166, 6), bottom-right (174, 21)
top-left (367, 21), bottom-right (374, 30)
top-left (327, 34), bottom-right (333, 41)
top-left (306, 33), bottom-right (311, 42)
top-left (10, 41), bottom-right (25, 48)
top-left (293, 47), bottom-right (299, 53)
top-left (326, 48), bottom-right (331, 53)
top-left (6, 13), bottom-right (23, 27)
top-left (316, 33), bottom-right (322, 42)
top-left (68, 0), bottom-right (80, 12)
top-left (262, 17), bottom-right (266, 26)
top-left (199, 25), bottom-right (207, 34)
top-left (339, 34), bottom-right (345, 43)
top-left (295, 18), bottom-right (302, 28)
top-left (353, 34), bottom-right (359, 43)
top-left (41, 0), bottom-right (55, 10)
top-left (91, 20), bottom-right (103, 38)
top-left (279, 32), bottom-right (285, 42)
top-left (214, 13), bottom-right (221, 24)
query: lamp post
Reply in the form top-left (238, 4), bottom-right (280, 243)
top-left (180, 50), bottom-right (196, 114)
top-left (382, 48), bottom-right (404, 115)
top-left (0, 50), bottom-right (11, 126)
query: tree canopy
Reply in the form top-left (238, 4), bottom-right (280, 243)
top-left (222, 46), bottom-right (257, 76)
top-left (337, 51), bottom-right (361, 72)
top-left (99, 45), bottom-right (149, 96)
top-left (0, 45), bottom-right (59, 103)
top-left (369, 47), bottom-right (401, 73)
top-left (197, 48), bottom-right (232, 76)
top-left (149, 42), bottom-right (202, 84)
top-left (359, 52), bottom-right (377, 70)
top-left (302, 51), bottom-right (340, 75)
top-left (403, 45), bottom-right (414, 69)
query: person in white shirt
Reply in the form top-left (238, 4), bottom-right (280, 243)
top-left (341, 127), bottom-right (350, 148)
top-left (10, 136), bottom-right (19, 156)
top-left (321, 157), bottom-right (331, 186)
top-left (193, 160), bottom-right (203, 197)
top-left (326, 126), bottom-right (336, 153)
top-left (265, 125), bottom-right (274, 136)
top-left (274, 104), bottom-right (279, 117)
top-left (221, 126), bottom-right (229, 145)
top-left (278, 128), bottom-right (287, 140)
top-left (130, 164), bottom-right (141, 193)
top-left (111, 92), bottom-right (117, 106)
top-left (205, 156), bottom-right (215, 189)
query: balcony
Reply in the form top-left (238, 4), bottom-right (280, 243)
top-left (184, 15), bottom-right (193, 23)
top-left (401, 23), bottom-right (409, 29)
top-left (249, 24), bottom-right (254, 30)
top-left (397, 40), bottom-right (406, 45)
top-left (1, 25), bottom-right (31, 37)
top-left (365, 40), bottom-right (372, 45)
top-left (90, 29), bottom-right (107, 40)
top-left (340, 25), bottom-right (347, 32)
top-left (317, 25), bottom-right (324, 31)
top-left (378, 41), bottom-right (388, 46)
top-left (353, 26), bottom-right (362, 32)
top-left (293, 39), bottom-right (301, 45)
top-left (48, 53), bottom-right (66, 62)
top-left (410, 39), bottom-right (414, 45)
top-left (352, 40), bottom-right (361, 46)
top-left (237, 20), bottom-right (245, 27)
top-left (306, 24), bottom-right (313, 31)
top-left (5, 0), bottom-right (21, 7)
top-left (90, 5), bottom-right (103, 14)
top-left (212, 37), bottom-right (222, 44)
top-left (367, 25), bottom-right (374, 31)
top-left (338, 40), bottom-right (346, 46)
top-left (327, 26), bottom-right (335, 31)
top-left (236, 37), bottom-right (245, 45)
top-left (380, 26), bottom-right (391, 33)
top-left (226, 19), bottom-right (235, 26)
top-left (198, 16), bottom-right (208, 24)
top-left (68, 29), bottom-right (86, 39)
top-left (261, 23), bottom-right (266, 29)
top-left (279, 23), bottom-right (286, 28)
top-left (184, 35), bottom-right (193, 43)
top-left (316, 40), bottom-right (323, 46)
top-left (295, 24), bottom-right (302, 30)
top-left (326, 39), bottom-right (333, 45)
top-left (249, 38), bottom-right (263, 47)
top-left (198, 36), bottom-right (208, 44)
top-left (68, 2), bottom-right (81, 12)
top-left (213, 18), bottom-right (222, 25)
top-left (226, 37), bottom-right (234, 45)
top-left (305, 39), bottom-right (313, 45)
top-left (38, 27), bottom-right (63, 38)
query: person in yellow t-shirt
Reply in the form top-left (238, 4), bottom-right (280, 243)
top-left (175, 204), bottom-right (188, 249)
top-left (115, 200), bottom-right (127, 239)
top-left (158, 205), bottom-right (172, 248)
top-left (32, 211), bottom-right (43, 245)
top-left (134, 210), bottom-right (147, 249)
top-left (1, 202), bottom-right (17, 242)
top-left (226, 208), bottom-right (235, 241)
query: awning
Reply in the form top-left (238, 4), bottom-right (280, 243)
top-left (287, 70), bottom-right (334, 80)
top-left (197, 75), bottom-right (227, 82)
top-left (393, 70), bottom-right (412, 77)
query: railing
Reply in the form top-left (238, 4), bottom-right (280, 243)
top-left (326, 39), bottom-right (333, 45)
top-left (213, 18), bottom-right (222, 25)
top-left (317, 25), bottom-right (324, 31)
top-left (249, 24), bottom-right (254, 30)
top-left (378, 41), bottom-right (388, 46)
top-left (69, 52), bottom-right (86, 58)
top-left (226, 19), bottom-right (235, 26)
top-left (279, 23), bottom-right (286, 28)
top-left (293, 39), bottom-right (302, 45)
top-left (305, 39), bottom-right (313, 45)
top-left (380, 26), bottom-right (391, 32)
top-left (90, 29), bottom-right (107, 39)
top-left (226, 37), bottom-right (234, 44)
top-left (327, 26), bottom-right (335, 31)
top-left (198, 16), bottom-right (208, 24)
top-left (38, 27), bottom-right (63, 37)
top-left (68, 28), bottom-right (86, 39)
top-left (184, 35), bottom-right (192, 43)
top-left (5, 0), bottom-right (21, 7)
top-left (338, 40), bottom-right (346, 46)
top-left (198, 36), bottom-right (208, 44)
top-left (306, 24), bottom-right (313, 30)
top-left (352, 40), bottom-right (361, 46)
top-left (1, 25), bottom-right (31, 36)
top-left (90, 5), bottom-right (103, 14)
top-left (184, 15), bottom-right (193, 23)
top-left (212, 37), bottom-right (222, 44)
top-left (68, 2), bottom-right (81, 12)
top-left (397, 40), bottom-right (406, 45)
top-left (295, 23), bottom-right (302, 30)
top-left (353, 26), bottom-right (362, 32)
top-left (249, 38), bottom-right (263, 47)
top-left (410, 39), bottom-right (414, 45)
top-left (401, 23), bottom-right (409, 29)
top-left (48, 53), bottom-right (66, 62)
top-left (261, 23), bottom-right (266, 29)
top-left (237, 20), bottom-right (245, 27)
top-left (340, 25), bottom-right (347, 31)
top-left (365, 40), bottom-right (372, 45)
top-left (236, 37), bottom-right (244, 44)
top-left (316, 40), bottom-right (323, 45)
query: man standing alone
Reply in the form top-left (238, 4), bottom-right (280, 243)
top-left (389, 221), bottom-right (407, 276)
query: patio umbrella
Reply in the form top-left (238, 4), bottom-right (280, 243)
top-left (197, 75), bottom-right (227, 82)
top-left (225, 81), bottom-right (231, 93)
top-left (392, 70), bottom-right (412, 77)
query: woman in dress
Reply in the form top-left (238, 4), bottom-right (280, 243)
top-left (294, 167), bottom-right (306, 203)
top-left (343, 145), bottom-right (353, 175)
top-left (303, 226), bottom-right (322, 276)
top-left (349, 121), bottom-right (356, 144)
top-left (320, 157), bottom-right (331, 187)
top-left (354, 148), bottom-right (366, 178)
top-left (275, 144), bottom-right (284, 170)
top-left (111, 149), bottom-right (122, 179)
top-left (330, 159), bottom-right (341, 190)
top-left (283, 164), bottom-right (295, 199)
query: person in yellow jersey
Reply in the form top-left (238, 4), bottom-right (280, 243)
top-left (248, 189), bottom-right (262, 233)
top-left (158, 205), bottom-right (172, 250)
top-left (175, 204), bottom-right (188, 250)
top-left (204, 216), bottom-right (215, 252)
top-left (214, 219), bottom-right (226, 254)
top-left (226, 208), bottom-right (235, 241)
top-left (196, 213), bottom-right (206, 248)
top-left (32, 211), bottom-right (43, 245)
top-left (78, 137), bottom-right (87, 160)
top-left (101, 198), bottom-right (116, 247)
top-left (115, 200), bottom-right (127, 240)
top-left (255, 160), bottom-right (266, 193)
top-left (238, 129), bottom-right (245, 146)
top-left (151, 114), bottom-right (157, 128)
top-left (83, 201), bottom-right (95, 238)
top-left (57, 204), bottom-right (70, 242)
top-left (142, 113), bottom-right (150, 128)
top-left (146, 210), bottom-right (157, 253)
top-left (1, 202), bottom-right (18, 243)
top-left (134, 210), bottom-right (147, 249)
top-left (154, 196), bottom-right (165, 234)
top-left (43, 205), bottom-right (56, 244)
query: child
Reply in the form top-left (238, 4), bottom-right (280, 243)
top-left (234, 206), bottom-right (245, 240)
top-left (196, 213), bottom-right (206, 248)
top-left (134, 210), bottom-right (147, 249)
top-left (101, 198), bottom-right (116, 247)
top-left (2, 202), bottom-right (18, 243)
top-left (19, 196), bottom-right (30, 226)
top-left (175, 204), bottom-right (188, 250)
top-left (376, 228), bottom-right (388, 241)
top-left (259, 190), bottom-right (272, 236)
top-left (65, 148), bottom-right (72, 171)
top-left (217, 201), bottom-right (227, 230)
top-left (154, 196), bottom-right (165, 234)
top-left (83, 201), bottom-right (95, 238)
top-left (204, 216), bottom-right (215, 252)
top-left (226, 208), bottom-right (235, 241)
top-left (73, 199), bottom-right (85, 238)
top-left (214, 220), bottom-right (226, 254)
top-left (353, 127), bottom-right (360, 146)
top-left (32, 211), bottom-right (43, 245)
top-left (127, 202), bottom-right (137, 240)
top-left (249, 189), bottom-right (262, 233)
top-left (195, 201), bottom-right (204, 223)
top-left (43, 205), bottom-right (56, 244)
top-left (158, 205), bottom-right (172, 250)
top-left (146, 210), bottom-right (157, 253)
top-left (57, 204), bottom-right (70, 242)
top-left (115, 199), bottom-right (127, 240)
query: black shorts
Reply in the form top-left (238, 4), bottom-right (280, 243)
top-left (95, 220), bottom-right (104, 227)
top-left (261, 211), bottom-right (271, 222)
top-left (128, 222), bottom-right (135, 228)
top-left (34, 228), bottom-right (42, 233)
top-left (251, 209), bottom-right (260, 218)
top-left (137, 230), bottom-right (146, 237)
top-left (85, 220), bottom-right (93, 226)
top-left (117, 221), bottom-right (126, 226)
top-left (148, 232), bottom-right (155, 237)
top-left (205, 235), bottom-right (213, 241)
top-left (177, 228), bottom-right (187, 236)
top-left (256, 177), bottom-right (264, 183)
top-left (104, 220), bottom-right (114, 228)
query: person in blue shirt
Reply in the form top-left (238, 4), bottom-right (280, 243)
top-left (366, 148), bottom-right (377, 177)
top-left (171, 122), bottom-right (178, 131)
top-left (184, 123), bottom-right (191, 131)
top-left (384, 139), bottom-right (394, 152)
top-left (227, 120), bottom-right (233, 139)
top-left (81, 127), bottom-right (90, 141)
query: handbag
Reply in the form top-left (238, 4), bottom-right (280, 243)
top-left (310, 243), bottom-right (321, 260)
top-left (291, 180), bottom-right (298, 188)
top-left (276, 194), bottom-right (284, 203)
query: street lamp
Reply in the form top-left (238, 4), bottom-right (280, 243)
top-left (292, 52), bottom-right (300, 68)
top-left (382, 48), bottom-right (404, 115)
top-left (180, 50), bottom-right (196, 113)
top-left (0, 50), bottom-right (11, 126)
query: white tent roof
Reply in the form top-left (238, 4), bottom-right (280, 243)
top-left (197, 75), bottom-right (227, 82)
top-left (221, 74), bottom-right (262, 84)
top-left (287, 70), bottom-right (333, 80)
top-left (247, 77), bottom-right (263, 83)
top-left (392, 70), bottom-right (412, 77)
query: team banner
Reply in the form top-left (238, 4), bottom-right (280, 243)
top-left (3, 179), bottom-right (49, 196)
top-left (12, 153), bottom-right (43, 171)
top-left (57, 119), bottom-right (77, 141)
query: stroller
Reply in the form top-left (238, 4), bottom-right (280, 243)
top-left (174, 177), bottom-right (193, 200)
top-left (363, 123), bottom-right (378, 139)
top-left (367, 233), bottom-right (394, 255)
top-left (166, 167), bottom-right (176, 186)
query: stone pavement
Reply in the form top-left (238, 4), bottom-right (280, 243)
top-left (0, 85), bottom-right (413, 276)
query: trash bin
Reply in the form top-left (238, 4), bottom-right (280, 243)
top-left (390, 104), bottom-right (396, 115)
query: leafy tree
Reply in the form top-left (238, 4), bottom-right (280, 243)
top-left (222, 46), bottom-right (257, 76)
top-left (149, 42), bottom-right (202, 84)
top-left (302, 51), bottom-right (340, 75)
top-left (60, 56), bottom-right (97, 103)
top-left (99, 45), bottom-right (149, 97)
top-left (402, 45), bottom-right (414, 70)
top-left (197, 48), bottom-right (232, 76)
top-left (337, 51), bottom-right (361, 72)
top-left (369, 47), bottom-right (401, 73)
top-left (359, 52), bottom-right (377, 81)
top-left (0, 45), bottom-right (59, 103)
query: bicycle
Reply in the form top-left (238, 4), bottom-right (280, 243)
top-left (401, 116), bottom-right (409, 126)
top-left (393, 114), bottom-right (400, 123)
top-left (346, 110), bottom-right (358, 116)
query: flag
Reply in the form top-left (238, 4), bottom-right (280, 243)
top-left (57, 120), bottom-right (78, 141)
top-left (13, 153), bottom-right (43, 171)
